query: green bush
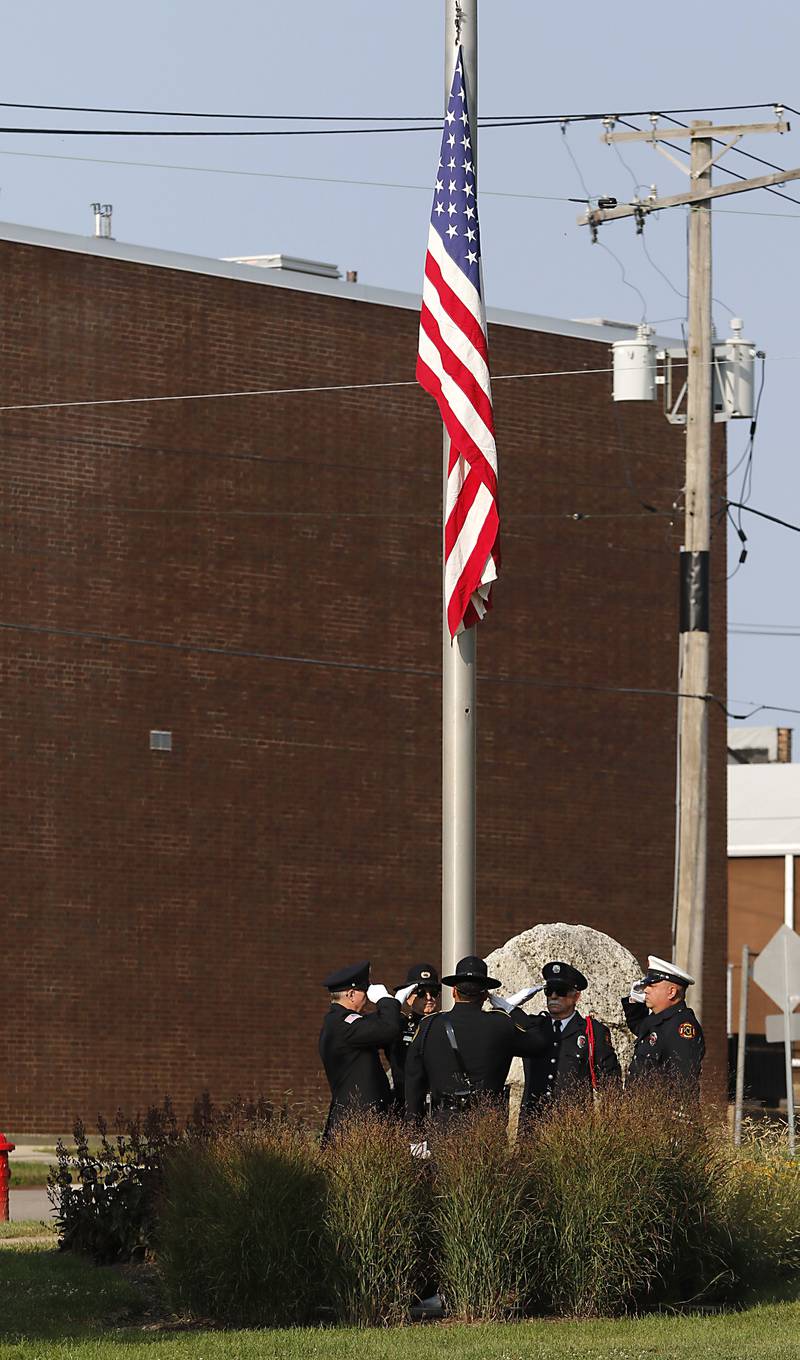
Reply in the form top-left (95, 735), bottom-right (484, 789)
top-left (714, 1120), bottom-right (800, 1289)
top-left (159, 1127), bottom-right (331, 1327)
top-left (518, 1086), bottom-right (730, 1316)
top-left (48, 1093), bottom-right (277, 1264)
top-left (324, 1112), bottom-right (433, 1325)
top-left (48, 1103), bottom-right (180, 1263)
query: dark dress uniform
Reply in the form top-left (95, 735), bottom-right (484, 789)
top-left (521, 1010), bottom-right (621, 1116)
top-left (387, 1012), bottom-right (422, 1111)
top-left (622, 997), bottom-right (705, 1094)
top-left (405, 1002), bottom-right (551, 1120)
top-left (318, 961), bottom-right (401, 1141)
top-left (386, 963), bottom-right (441, 1111)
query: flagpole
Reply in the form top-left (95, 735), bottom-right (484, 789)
top-left (442, 0), bottom-right (478, 986)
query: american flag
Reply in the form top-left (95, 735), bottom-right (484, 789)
top-left (416, 48), bottom-right (499, 638)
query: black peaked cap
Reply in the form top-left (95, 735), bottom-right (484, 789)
top-left (323, 960), bottom-right (370, 992)
top-left (543, 960), bottom-right (588, 991)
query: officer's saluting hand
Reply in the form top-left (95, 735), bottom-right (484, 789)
top-left (622, 955), bottom-right (705, 1095)
top-left (318, 960), bottom-right (401, 1142)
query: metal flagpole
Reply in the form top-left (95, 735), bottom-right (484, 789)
top-left (442, 0), bottom-right (477, 986)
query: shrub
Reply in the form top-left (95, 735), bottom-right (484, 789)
top-left (714, 1120), bottom-right (800, 1290)
top-left (48, 1102), bottom-right (180, 1263)
top-left (324, 1112), bottom-right (433, 1325)
top-left (48, 1092), bottom-right (279, 1264)
top-left (158, 1127), bottom-right (331, 1327)
top-left (516, 1085), bottom-right (730, 1316)
top-left (429, 1101), bottom-right (540, 1321)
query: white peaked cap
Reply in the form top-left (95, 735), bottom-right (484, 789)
top-left (645, 955), bottom-right (696, 987)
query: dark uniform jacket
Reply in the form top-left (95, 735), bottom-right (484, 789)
top-left (319, 998), bottom-right (401, 1139)
top-left (404, 1001), bottom-right (551, 1120)
top-left (622, 997), bottom-right (705, 1093)
top-left (386, 1012), bottom-right (421, 1110)
top-left (521, 1010), bottom-right (621, 1114)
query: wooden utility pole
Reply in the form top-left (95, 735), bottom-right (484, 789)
top-left (578, 116), bottom-right (799, 1017)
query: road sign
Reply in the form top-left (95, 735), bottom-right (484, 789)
top-left (766, 1014), bottom-right (800, 1044)
top-left (752, 925), bottom-right (800, 1011)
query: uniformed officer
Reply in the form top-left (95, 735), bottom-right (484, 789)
top-left (622, 955), bottom-right (705, 1095)
top-left (404, 955), bottom-right (551, 1122)
top-left (318, 960), bottom-right (401, 1141)
top-left (519, 960), bottom-right (621, 1121)
top-left (387, 963), bottom-right (441, 1111)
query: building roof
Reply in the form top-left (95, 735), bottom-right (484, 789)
top-left (728, 763), bottom-right (800, 855)
top-left (0, 217), bottom-right (677, 347)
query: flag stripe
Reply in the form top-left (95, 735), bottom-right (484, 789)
top-left (416, 49), bottom-right (500, 637)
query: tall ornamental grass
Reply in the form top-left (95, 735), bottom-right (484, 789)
top-left (324, 1112), bottom-right (433, 1325)
top-left (430, 1101), bottom-right (541, 1321)
top-left (519, 1085), bottom-right (729, 1316)
top-left (158, 1127), bottom-right (331, 1327)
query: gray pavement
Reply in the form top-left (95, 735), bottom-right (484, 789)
top-left (8, 1187), bottom-right (53, 1222)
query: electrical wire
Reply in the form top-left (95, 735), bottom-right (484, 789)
top-left (0, 615), bottom-right (789, 719)
top-left (647, 114), bottom-right (800, 210)
top-left (0, 100), bottom-right (778, 121)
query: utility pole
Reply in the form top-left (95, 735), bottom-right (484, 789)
top-left (441, 0), bottom-right (478, 986)
top-left (578, 115), bottom-right (799, 1018)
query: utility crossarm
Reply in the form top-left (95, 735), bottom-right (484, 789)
top-left (577, 164), bottom-right (800, 228)
top-left (604, 120), bottom-right (789, 143)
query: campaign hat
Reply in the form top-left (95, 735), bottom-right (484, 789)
top-left (441, 955), bottom-right (501, 989)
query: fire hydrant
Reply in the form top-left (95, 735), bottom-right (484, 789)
top-left (0, 1133), bottom-right (15, 1221)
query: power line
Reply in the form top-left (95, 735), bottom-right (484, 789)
top-left (0, 99), bottom-right (777, 122)
top-left (2, 502), bottom-right (674, 523)
top-left (723, 498), bottom-right (800, 535)
top-left (4, 355), bottom-right (800, 418)
top-left (0, 615), bottom-right (786, 718)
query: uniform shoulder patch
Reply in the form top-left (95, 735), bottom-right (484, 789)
top-left (678, 1021), bottom-right (696, 1039)
top-left (344, 1013), bottom-right (362, 1024)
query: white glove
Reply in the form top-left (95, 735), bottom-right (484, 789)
top-left (628, 983), bottom-right (647, 1004)
top-left (395, 983), bottom-right (418, 1005)
top-left (507, 985), bottom-right (544, 1007)
top-left (367, 983), bottom-right (391, 1003)
top-left (488, 993), bottom-right (514, 1013)
top-left (410, 1140), bottom-right (431, 1160)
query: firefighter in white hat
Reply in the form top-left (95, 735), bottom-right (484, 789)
top-left (622, 956), bottom-right (705, 1094)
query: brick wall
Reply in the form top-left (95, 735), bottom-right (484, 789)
top-left (0, 240), bottom-right (727, 1128)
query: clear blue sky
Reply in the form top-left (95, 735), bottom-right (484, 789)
top-left (2, 1), bottom-right (799, 733)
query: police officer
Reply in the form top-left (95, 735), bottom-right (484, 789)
top-left (622, 955), bottom-right (705, 1095)
top-left (318, 960), bottom-right (401, 1141)
top-left (404, 955), bottom-right (551, 1122)
top-left (520, 960), bottom-right (621, 1121)
top-left (387, 964), bottom-right (441, 1111)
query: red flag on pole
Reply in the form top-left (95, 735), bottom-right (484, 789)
top-left (416, 47), bottom-right (500, 638)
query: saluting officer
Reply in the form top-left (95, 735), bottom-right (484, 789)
top-left (404, 955), bottom-right (551, 1122)
top-left (387, 964), bottom-right (441, 1111)
top-left (622, 955), bottom-right (705, 1095)
top-left (318, 960), bottom-right (401, 1142)
top-left (520, 961), bottom-right (621, 1121)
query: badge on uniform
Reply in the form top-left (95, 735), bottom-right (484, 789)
top-left (577, 1034), bottom-right (586, 1049)
top-left (678, 1022), bottom-right (696, 1039)
top-left (648, 1032), bottom-right (658, 1045)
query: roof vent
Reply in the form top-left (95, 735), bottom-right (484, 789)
top-left (91, 203), bottom-right (113, 238)
top-left (222, 253), bottom-right (341, 279)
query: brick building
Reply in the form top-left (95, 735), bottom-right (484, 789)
top-left (0, 222), bottom-right (728, 1128)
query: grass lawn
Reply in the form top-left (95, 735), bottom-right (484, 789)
top-left (0, 1220), bottom-right (54, 1240)
top-left (9, 1160), bottom-right (55, 1188)
top-left (0, 1243), bottom-right (798, 1360)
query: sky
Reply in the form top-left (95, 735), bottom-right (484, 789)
top-left (1, 0), bottom-right (799, 736)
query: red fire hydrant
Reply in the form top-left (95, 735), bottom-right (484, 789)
top-left (0, 1133), bottom-right (15, 1221)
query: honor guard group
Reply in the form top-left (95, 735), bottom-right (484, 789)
top-left (318, 951), bottom-right (705, 1140)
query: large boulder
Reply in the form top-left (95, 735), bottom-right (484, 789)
top-left (485, 922), bottom-right (643, 1106)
